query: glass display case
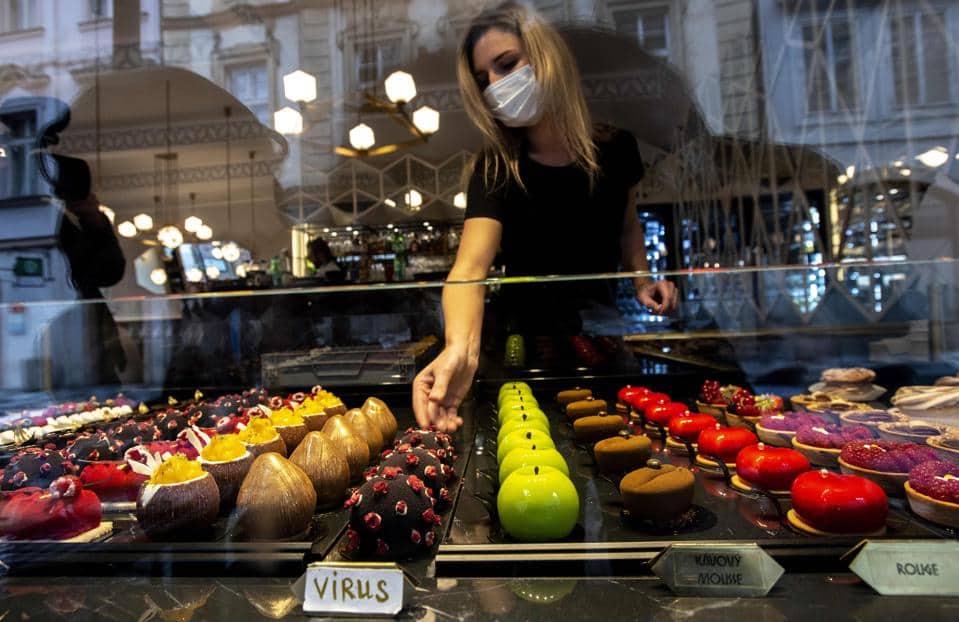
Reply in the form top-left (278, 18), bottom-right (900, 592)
top-left (1, 261), bottom-right (958, 618)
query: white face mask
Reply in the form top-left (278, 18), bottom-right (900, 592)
top-left (483, 64), bottom-right (543, 128)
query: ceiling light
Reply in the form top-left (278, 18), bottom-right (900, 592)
top-left (387, 224), bottom-right (394, 230)
top-left (404, 189), bottom-right (422, 208)
top-left (274, 106), bottom-right (304, 135)
top-left (385, 198), bottom-right (396, 208)
top-left (149, 268), bottom-right (168, 286)
top-left (184, 216), bottom-right (203, 233)
top-left (453, 192), bottom-right (467, 209)
top-left (917, 146), bottom-right (949, 168)
top-left (349, 123), bottom-right (375, 151)
top-left (133, 213), bottom-right (154, 231)
top-left (205, 266), bottom-right (221, 279)
top-left (331, 231), bottom-right (337, 237)
top-left (422, 221), bottom-right (430, 227)
top-left (412, 105), bottom-right (439, 134)
top-left (875, 194), bottom-right (885, 201)
top-left (118, 221), bottom-right (137, 238)
top-left (98, 205), bottom-right (115, 223)
top-left (221, 242), bottom-right (240, 262)
top-left (185, 268), bottom-right (203, 283)
top-left (196, 224), bottom-right (213, 240)
top-left (346, 226), bottom-right (352, 231)
top-left (235, 264), bottom-right (248, 278)
top-left (837, 174), bottom-right (848, 185)
top-left (283, 70), bottom-right (317, 103)
top-left (352, 230), bottom-right (359, 236)
top-left (900, 168), bottom-right (912, 177)
top-left (893, 160), bottom-right (904, 167)
top-left (845, 165), bottom-right (855, 178)
top-left (384, 71), bottom-right (416, 104)
top-left (157, 225), bottom-right (184, 249)
top-left (211, 246), bottom-right (224, 259)
top-left (323, 227), bottom-right (330, 233)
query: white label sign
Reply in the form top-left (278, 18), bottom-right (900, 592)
top-left (849, 540), bottom-right (959, 596)
top-left (651, 543), bottom-right (784, 597)
top-left (302, 562), bottom-right (404, 617)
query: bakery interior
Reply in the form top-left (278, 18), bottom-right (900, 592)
top-left (2, 0), bottom-right (959, 619)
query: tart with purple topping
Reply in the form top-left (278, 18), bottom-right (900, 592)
top-left (839, 409), bottom-right (908, 432)
top-left (791, 423), bottom-right (873, 467)
top-left (905, 460), bottom-right (959, 528)
top-left (755, 412), bottom-right (826, 447)
top-left (838, 440), bottom-right (938, 497)
top-left (877, 419), bottom-right (951, 444)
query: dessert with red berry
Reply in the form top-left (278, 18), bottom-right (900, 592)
top-left (727, 391), bottom-right (782, 430)
top-left (79, 460), bottom-right (147, 503)
top-left (0, 475), bottom-right (110, 541)
top-left (397, 429), bottom-right (456, 466)
top-left (839, 440), bottom-right (939, 497)
top-left (755, 412), bottom-right (827, 447)
top-left (905, 460), bottom-right (959, 528)
top-left (732, 443), bottom-right (810, 495)
top-left (343, 469), bottom-right (441, 558)
top-left (791, 423), bottom-right (874, 467)
top-left (1, 448), bottom-right (78, 490)
top-left (695, 424), bottom-right (758, 472)
top-left (696, 381), bottom-right (728, 420)
top-left (372, 445), bottom-right (455, 512)
top-left (665, 413), bottom-right (718, 454)
top-left (788, 470), bottom-right (888, 536)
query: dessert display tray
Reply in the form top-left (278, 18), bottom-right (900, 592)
top-left (435, 379), bottom-right (956, 578)
top-left (0, 398), bottom-right (418, 577)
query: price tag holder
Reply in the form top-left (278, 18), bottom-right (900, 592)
top-left (848, 540), bottom-right (959, 596)
top-left (651, 543), bottom-right (784, 597)
top-left (301, 562), bottom-right (405, 617)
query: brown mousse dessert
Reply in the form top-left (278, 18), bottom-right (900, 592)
top-left (620, 460), bottom-right (695, 522)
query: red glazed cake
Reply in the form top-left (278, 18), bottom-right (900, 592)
top-left (79, 461), bottom-right (148, 503)
top-left (788, 470), bottom-right (888, 535)
top-left (695, 425), bottom-right (758, 468)
top-left (667, 413), bottom-right (718, 443)
top-left (0, 476), bottom-right (108, 541)
top-left (734, 444), bottom-right (810, 493)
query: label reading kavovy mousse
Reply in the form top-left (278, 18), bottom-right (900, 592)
top-left (849, 540), bottom-right (959, 596)
top-left (651, 543), bottom-right (783, 597)
top-left (301, 562), bottom-right (404, 616)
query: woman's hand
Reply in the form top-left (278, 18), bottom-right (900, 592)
top-left (412, 345), bottom-right (477, 433)
top-left (635, 278), bottom-right (679, 315)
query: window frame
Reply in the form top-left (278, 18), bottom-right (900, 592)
top-left (0, 0), bottom-right (39, 33)
top-left (888, 4), bottom-right (956, 109)
top-left (607, 0), bottom-right (673, 59)
top-left (225, 61), bottom-right (272, 126)
top-left (795, 10), bottom-right (862, 116)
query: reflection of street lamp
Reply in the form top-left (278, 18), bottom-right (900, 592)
top-left (283, 70), bottom-right (317, 104)
top-left (149, 268), bottom-right (167, 285)
top-left (917, 146), bottom-right (949, 168)
top-left (274, 106), bottom-right (304, 135)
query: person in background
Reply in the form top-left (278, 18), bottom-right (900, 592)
top-left (412, 2), bottom-right (678, 432)
top-left (307, 238), bottom-right (343, 282)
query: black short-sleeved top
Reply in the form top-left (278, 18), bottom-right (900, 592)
top-left (465, 127), bottom-right (644, 278)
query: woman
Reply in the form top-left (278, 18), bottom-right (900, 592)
top-left (413, 2), bottom-right (678, 432)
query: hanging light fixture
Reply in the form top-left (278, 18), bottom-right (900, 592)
top-left (205, 266), bottom-right (221, 279)
top-left (404, 189), bottom-right (422, 209)
top-left (274, 106), bottom-right (303, 136)
top-left (453, 192), bottom-right (467, 209)
top-left (283, 70), bottom-right (317, 104)
top-left (118, 221), bottom-right (137, 238)
top-left (412, 106), bottom-right (439, 135)
top-left (153, 80), bottom-right (184, 248)
top-left (916, 146), bottom-right (949, 168)
top-left (184, 216), bottom-right (202, 233)
top-left (185, 268), bottom-right (204, 283)
top-left (384, 71), bottom-right (416, 104)
top-left (349, 123), bottom-right (376, 151)
top-left (98, 205), bottom-right (115, 223)
top-left (133, 213), bottom-right (154, 231)
top-left (211, 246), bottom-right (224, 260)
top-left (221, 242), bottom-right (241, 262)
top-left (196, 224), bottom-right (213, 240)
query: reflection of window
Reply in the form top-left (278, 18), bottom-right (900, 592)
top-left (801, 15), bottom-right (858, 113)
top-left (890, 9), bottom-right (953, 107)
top-left (609, 2), bottom-right (670, 57)
top-left (0, 0), bottom-right (39, 32)
top-left (88, 0), bottom-right (111, 19)
top-left (227, 63), bottom-right (270, 124)
top-left (0, 109), bottom-right (39, 199)
top-left (354, 38), bottom-right (403, 90)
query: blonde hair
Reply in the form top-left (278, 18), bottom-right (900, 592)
top-left (457, 2), bottom-right (598, 193)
